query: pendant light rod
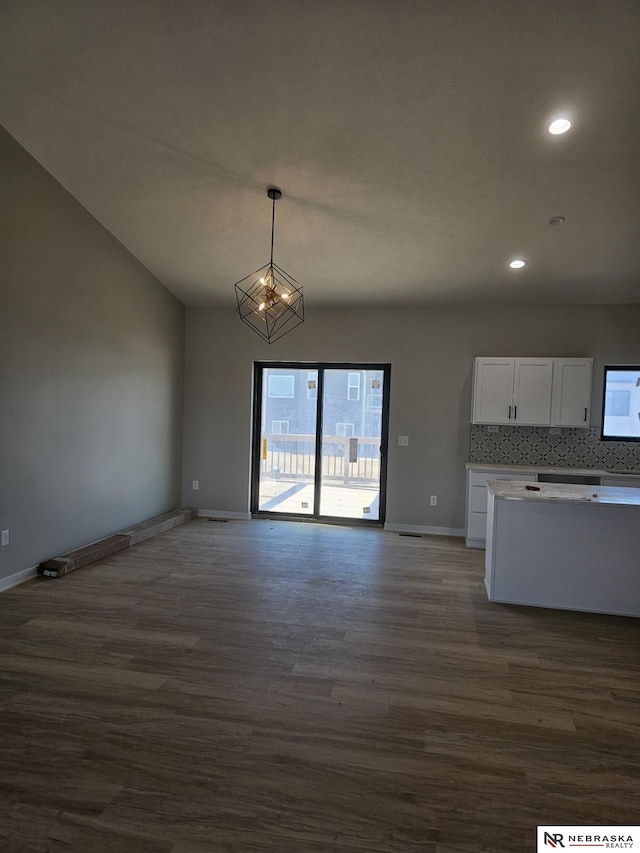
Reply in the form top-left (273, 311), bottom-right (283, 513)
top-left (234, 186), bottom-right (304, 344)
top-left (267, 187), bottom-right (281, 267)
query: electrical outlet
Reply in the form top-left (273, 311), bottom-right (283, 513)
top-left (430, 495), bottom-right (437, 506)
top-left (398, 435), bottom-right (409, 446)
top-left (1, 530), bottom-right (9, 547)
top-left (487, 425), bottom-right (499, 433)
top-left (192, 480), bottom-right (199, 490)
top-left (549, 427), bottom-right (561, 435)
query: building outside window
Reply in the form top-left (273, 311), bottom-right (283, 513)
top-left (268, 375), bottom-right (295, 398)
top-left (335, 422), bottom-right (355, 437)
top-left (307, 371), bottom-right (318, 400)
top-left (605, 390), bottom-right (631, 417)
top-left (347, 372), bottom-right (361, 401)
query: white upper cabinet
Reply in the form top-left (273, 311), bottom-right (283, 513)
top-left (472, 357), bottom-right (593, 427)
top-left (472, 358), bottom-right (515, 424)
top-left (552, 359), bottom-right (593, 427)
top-left (512, 359), bottom-right (554, 425)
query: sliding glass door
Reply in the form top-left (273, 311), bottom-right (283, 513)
top-left (318, 368), bottom-right (386, 520)
top-left (254, 367), bottom-right (318, 515)
top-left (252, 363), bottom-right (390, 524)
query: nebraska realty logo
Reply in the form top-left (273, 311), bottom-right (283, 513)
top-left (538, 827), bottom-right (640, 851)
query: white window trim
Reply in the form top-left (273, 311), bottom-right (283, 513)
top-left (348, 372), bottom-right (361, 401)
top-left (271, 420), bottom-right (290, 434)
top-left (336, 422), bottom-right (355, 437)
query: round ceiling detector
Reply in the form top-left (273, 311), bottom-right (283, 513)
top-left (549, 216), bottom-right (566, 226)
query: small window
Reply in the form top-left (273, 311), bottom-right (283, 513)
top-left (271, 420), bottom-right (289, 434)
top-left (336, 422), bottom-right (355, 437)
top-left (347, 372), bottom-right (361, 401)
top-left (268, 374), bottom-right (295, 398)
top-left (307, 371), bottom-right (318, 400)
top-left (368, 392), bottom-right (383, 410)
top-left (601, 365), bottom-right (640, 442)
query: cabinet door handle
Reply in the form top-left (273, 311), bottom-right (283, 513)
top-left (584, 408), bottom-right (587, 422)
top-left (508, 405), bottom-right (511, 419)
top-left (514, 405), bottom-right (517, 420)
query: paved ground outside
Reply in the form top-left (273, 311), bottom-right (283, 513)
top-left (258, 477), bottom-right (380, 520)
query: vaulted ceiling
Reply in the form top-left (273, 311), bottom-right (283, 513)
top-left (1, 0), bottom-right (639, 307)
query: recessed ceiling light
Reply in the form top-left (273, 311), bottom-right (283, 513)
top-left (548, 117), bottom-right (572, 135)
top-left (509, 259), bottom-right (527, 269)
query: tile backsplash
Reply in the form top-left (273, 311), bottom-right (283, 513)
top-left (470, 425), bottom-right (640, 472)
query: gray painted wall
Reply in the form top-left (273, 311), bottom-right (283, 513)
top-left (0, 127), bottom-right (185, 583)
top-left (182, 304), bottom-right (640, 529)
top-left (2, 117), bottom-right (638, 581)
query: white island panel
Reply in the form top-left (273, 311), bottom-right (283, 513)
top-left (485, 481), bottom-right (640, 617)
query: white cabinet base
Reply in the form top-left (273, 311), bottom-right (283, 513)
top-left (485, 492), bottom-right (640, 618)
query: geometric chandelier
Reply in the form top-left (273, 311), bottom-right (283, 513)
top-left (234, 188), bottom-right (305, 344)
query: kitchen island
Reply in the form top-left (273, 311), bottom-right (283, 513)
top-left (485, 480), bottom-right (640, 617)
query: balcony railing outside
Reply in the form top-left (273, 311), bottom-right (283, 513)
top-left (263, 434), bottom-right (380, 483)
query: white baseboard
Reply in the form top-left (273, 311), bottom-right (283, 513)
top-left (197, 509), bottom-right (251, 520)
top-left (384, 523), bottom-right (465, 537)
top-left (0, 564), bottom-right (39, 593)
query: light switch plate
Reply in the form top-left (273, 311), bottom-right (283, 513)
top-left (398, 435), bottom-right (409, 446)
top-left (1, 530), bottom-right (9, 547)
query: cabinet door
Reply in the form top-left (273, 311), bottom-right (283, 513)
top-left (512, 359), bottom-right (554, 425)
top-left (466, 469), bottom-right (537, 546)
top-left (472, 358), bottom-right (514, 424)
top-left (552, 359), bottom-right (592, 427)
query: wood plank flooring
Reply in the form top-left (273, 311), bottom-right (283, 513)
top-left (1, 519), bottom-right (639, 852)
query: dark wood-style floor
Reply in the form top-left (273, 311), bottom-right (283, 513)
top-left (1, 519), bottom-right (639, 852)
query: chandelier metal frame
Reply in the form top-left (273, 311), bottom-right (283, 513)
top-left (234, 188), bottom-right (305, 344)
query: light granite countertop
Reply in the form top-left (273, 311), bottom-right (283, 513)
top-left (466, 462), bottom-right (640, 477)
top-left (487, 479), bottom-right (640, 506)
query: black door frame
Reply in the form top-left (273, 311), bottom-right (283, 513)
top-left (251, 362), bottom-right (391, 526)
